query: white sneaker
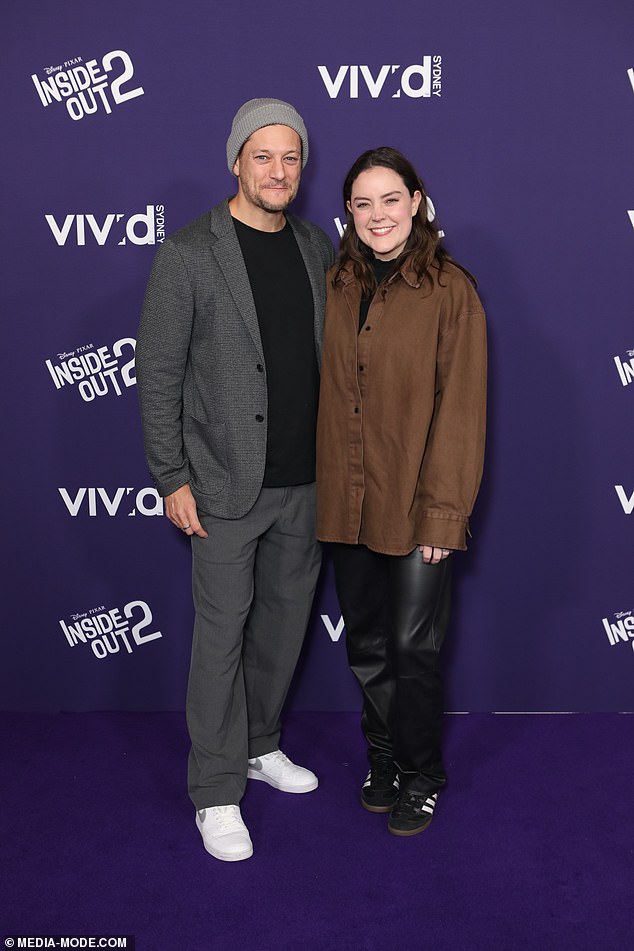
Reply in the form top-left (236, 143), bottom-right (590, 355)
top-left (195, 805), bottom-right (253, 862)
top-left (247, 749), bottom-right (318, 793)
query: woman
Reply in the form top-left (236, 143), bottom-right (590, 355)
top-left (316, 147), bottom-right (486, 836)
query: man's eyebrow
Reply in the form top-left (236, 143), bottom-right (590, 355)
top-left (250, 147), bottom-right (300, 154)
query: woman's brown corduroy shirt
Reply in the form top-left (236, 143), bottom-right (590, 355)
top-left (316, 256), bottom-right (487, 555)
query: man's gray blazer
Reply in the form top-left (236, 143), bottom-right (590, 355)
top-left (136, 199), bottom-right (335, 518)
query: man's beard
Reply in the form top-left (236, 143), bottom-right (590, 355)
top-left (255, 195), bottom-right (291, 213)
top-left (239, 175), bottom-right (297, 213)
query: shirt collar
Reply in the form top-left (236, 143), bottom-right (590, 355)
top-left (339, 255), bottom-right (424, 289)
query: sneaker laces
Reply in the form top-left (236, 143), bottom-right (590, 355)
top-left (264, 750), bottom-right (295, 775)
top-left (396, 790), bottom-right (437, 817)
top-left (368, 758), bottom-right (397, 787)
top-left (204, 805), bottom-right (243, 831)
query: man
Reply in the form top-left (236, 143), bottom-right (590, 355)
top-left (136, 99), bottom-right (334, 862)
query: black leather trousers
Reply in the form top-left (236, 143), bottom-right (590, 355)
top-left (331, 543), bottom-right (452, 795)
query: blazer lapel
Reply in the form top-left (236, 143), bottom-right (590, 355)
top-left (289, 216), bottom-right (325, 361)
top-left (208, 203), bottom-right (264, 361)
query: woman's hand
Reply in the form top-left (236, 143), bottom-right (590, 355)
top-left (418, 545), bottom-right (452, 564)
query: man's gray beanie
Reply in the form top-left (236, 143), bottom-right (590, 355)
top-left (226, 98), bottom-right (309, 173)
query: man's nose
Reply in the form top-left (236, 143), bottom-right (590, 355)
top-left (270, 158), bottom-right (285, 179)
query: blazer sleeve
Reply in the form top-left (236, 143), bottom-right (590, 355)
top-left (136, 240), bottom-right (194, 497)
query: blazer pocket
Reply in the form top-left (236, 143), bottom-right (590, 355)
top-left (183, 414), bottom-right (228, 496)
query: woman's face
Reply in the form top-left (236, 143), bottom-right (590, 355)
top-left (347, 166), bottom-right (421, 261)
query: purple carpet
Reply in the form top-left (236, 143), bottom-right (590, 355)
top-left (1, 712), bottom-right (632, 950)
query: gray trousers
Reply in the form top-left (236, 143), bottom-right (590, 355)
top-left (186, 483), bottom-right (321, 808)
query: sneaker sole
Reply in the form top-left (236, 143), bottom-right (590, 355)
top-left (388, 819), bottom-right (433, 837)
top-left (361, 797), bottom-right (397, 814)
top-left (195, 817), bottom-right (253, 861)
top-left (247, 768), bottom-right (318, 793)
top-left (202, 841), bottom-right (254, 861)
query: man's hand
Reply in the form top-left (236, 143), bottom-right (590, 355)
top-left (165, 484), bottom-right (208, 538)
top-left (418, 545), bottom-right (452, 565)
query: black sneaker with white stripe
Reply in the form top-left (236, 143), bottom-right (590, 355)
top-left (388, 789), bottom-right (438, 836)
top-left (360, 756), bottom-right (400, 813)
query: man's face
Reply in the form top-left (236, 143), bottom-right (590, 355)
top-left (233, 125), bottom-right (302, 214)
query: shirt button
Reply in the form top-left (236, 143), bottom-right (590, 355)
top-left (353, 407), bottom-right (359, 414)
top-left (256, 364), bottom-right (264, 373)
top-left (359, 365), bottom-right (365, 372)
top-left (255, 414), bottom-right (264, 422)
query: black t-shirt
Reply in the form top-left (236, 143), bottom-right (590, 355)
top-left (234, 217), bottom-right (318, 486)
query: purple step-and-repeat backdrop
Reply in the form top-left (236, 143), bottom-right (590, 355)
top-left (2, 0), bottom-right (632, 713)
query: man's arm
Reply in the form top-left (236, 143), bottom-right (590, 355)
top-left (136, 240), bottom-right (208, 538)
top-left (136, 240), bottom-right (195, 498)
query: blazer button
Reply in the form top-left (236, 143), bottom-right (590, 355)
top-left (365, 325), bottom-right (372, 332)
top-left (256, 364), bottom-right (264, 373)
top-left (255, 414), bottom-right (264, 422)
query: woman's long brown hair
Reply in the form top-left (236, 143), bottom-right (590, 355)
top-left (332, 146), bottom-right (474, 296)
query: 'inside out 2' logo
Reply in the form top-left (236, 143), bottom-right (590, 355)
top-left (31, 50), bottom-right (144, 121)
top-left (614, 349), bottom-right (634, 387)
top-left (46, 338), bottom-right (136, 403)
top-left (602, 611), bottom-right (634, 654)
top-left (59, 600), bottom-right (162, 661)
top-left (318, 57), bottom-right (442, 99)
